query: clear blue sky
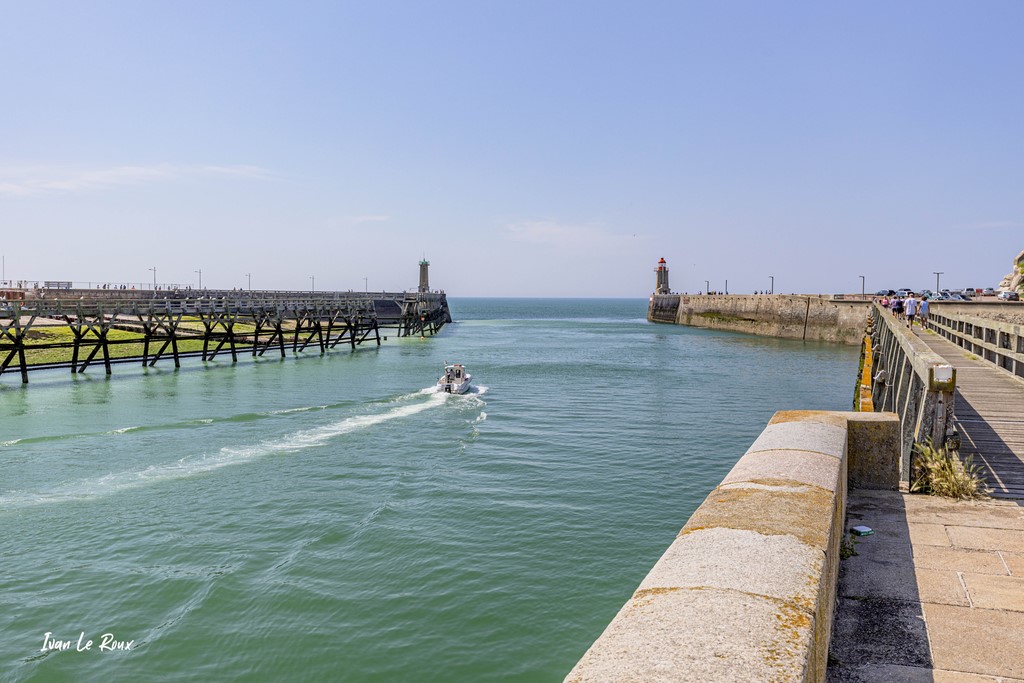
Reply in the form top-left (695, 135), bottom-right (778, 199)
top-left (2, 1), bottom-right (1022, 296)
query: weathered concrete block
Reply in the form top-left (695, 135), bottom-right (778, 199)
top-left (639, 527), bottom-right (824, 605)
top-left (747, 420), bottom-right (847, 460)
top-left (564, 587), bottom-right (816, 683)
top-left (845, 413), bottom-right (900, 490)
top-left (683, 484), bottom-right (835, 551)
top-left (723, 449), bottom-right (844, 492)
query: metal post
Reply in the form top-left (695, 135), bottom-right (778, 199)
top-left (934, 271), bottom-right (943, 293)
top-left (149, 267), bottom-right (156, 289)
top-left (860, 275), bottom-right (865, 296)
top-left (246, 273), bottom-right (251, 291)
top-left (704, 280), bottom-right (710, 295)
top-left (195, 269), bottom-right (202, 289)
top-left (769, 275), bottom-right (774, 294)
top-left (310, 275), bottom-right (315, 293)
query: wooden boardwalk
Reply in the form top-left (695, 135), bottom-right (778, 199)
top-left (914, 325), bottom-right (1024, 499)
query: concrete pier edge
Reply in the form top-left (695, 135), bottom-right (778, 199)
top-left (565, 410), bottom-right (900, 683)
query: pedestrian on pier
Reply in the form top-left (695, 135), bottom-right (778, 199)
top-left (919, 296), bottom-right (930, 326)
top-left (904, 293), bottom-right (918, 327)
top-left (892, 296), bottom-right (904, 319)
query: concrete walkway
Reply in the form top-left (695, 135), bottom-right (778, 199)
top-left (828, 489), bottom-right (1024, 682)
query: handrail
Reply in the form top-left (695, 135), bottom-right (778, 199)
top-left (869, 303), bottom-right (956, 478)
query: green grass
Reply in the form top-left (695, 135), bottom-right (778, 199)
top-left (911, 439), bottom-right (988, 499)
top-left (7, 321), bottom-right (295, 366)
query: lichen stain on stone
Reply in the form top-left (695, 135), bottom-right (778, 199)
top-left (761, 601), bottom-right (814, 682)
top-left (681, 486), bottom-right (833, 549)
top-left (768, 410), bottom-right (847, 429)
top-left (629, 586), bottom-right (690, 608)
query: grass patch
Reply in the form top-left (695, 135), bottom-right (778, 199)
top-left (7, 321), bottom-right (280, 366)
top-left (911, 439), bottom-right (988, 499)
top-left (839, 533), bottom-right (859, 559)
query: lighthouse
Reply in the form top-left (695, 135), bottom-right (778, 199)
top-left (418, 259), bottom-right (430, 293)
top-left (655, 258), bottom-right (670, 294)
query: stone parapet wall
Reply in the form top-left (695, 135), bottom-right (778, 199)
top-left (565, 411), bottom-right (900, 683)
top-left (649, 294), bottom-right (870, 345)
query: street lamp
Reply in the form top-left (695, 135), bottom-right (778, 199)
top-left (769, 275), bottom-right (774, 294)
top-left (725, 279), bottom-right (728, 295)
top-left (363, 277), bottom-right (368, 293)
top-left (195, 269), bottom-right (202, 290)
top-left (934, 272), bottom-right (943, 293)
top-left (310, 275), bottom-right (315, 293)
top-left (859, 275), bottom-right (865, 297)
top-left (245, 273), bottom-right (251, 291)
top-left (149, 267), bottom-right (157, 289)
top-left (704, 280), bottom-right (710, 295)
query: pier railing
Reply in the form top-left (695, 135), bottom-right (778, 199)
top-left (927, 304), bottom-right (1024, 382)
top-left (0, 290), bottom-right (451, 383)
top-left (868, 304), bottom-right (956, 480)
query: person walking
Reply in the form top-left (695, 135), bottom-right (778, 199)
top-left (919, 296), bottom-right (930, 327)
top-left (904, 292), bottom-right (918, 327)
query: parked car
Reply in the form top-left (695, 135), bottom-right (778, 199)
top-left (983, 287), bottom-right (996, 296)
top-left (961, 288), bottom-right (975, 296)
top-left (934, 293), bottom-right (953, 301)
top-left (998, 291), bottom-right (1020, 301)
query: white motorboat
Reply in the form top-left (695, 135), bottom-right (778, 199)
top-left (437, 363), bottom-right (472, 394)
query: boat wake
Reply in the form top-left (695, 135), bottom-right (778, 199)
top-left (0, 389), bottom-right (450, 510)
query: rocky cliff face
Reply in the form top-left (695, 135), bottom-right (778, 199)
top-left (998, 248), bottom-right (1024, 292)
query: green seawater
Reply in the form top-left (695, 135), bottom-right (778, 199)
top-left (0, 298), bottom-right (859, 681)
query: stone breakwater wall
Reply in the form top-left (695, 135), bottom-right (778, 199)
top-left (649, 294), bottom-right (871, 345)
top-left (565, 411), bottom-right (900, 683)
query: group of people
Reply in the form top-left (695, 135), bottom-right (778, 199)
top-left (880, 293), bottom-right (930, 328)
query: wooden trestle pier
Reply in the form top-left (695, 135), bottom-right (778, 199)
top-left (0, 289), bottom-right (452, 383)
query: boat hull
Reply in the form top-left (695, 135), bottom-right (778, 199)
top-left (438, 376), bottom-right (472, 394)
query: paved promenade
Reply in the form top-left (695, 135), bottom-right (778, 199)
top-left (828, 488), bottom-right (1024, 681)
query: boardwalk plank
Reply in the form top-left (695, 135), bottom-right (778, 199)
top-left (915, 329), bottom-right (1024, 500)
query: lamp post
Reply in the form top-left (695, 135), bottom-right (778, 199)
top-left (934, 271), bottom-right (943, 293)
top-left (195, 269), bottom-right (202, 290)
top-left (245, 273), bottom-right (251, 291)
top-left (363, 277), bottom-right (368, 293)
top-left (769, 275), bottom-right (774, 294)
top-left (704, 280), bottom-right (710, 295)
top-left (859, 275), bottom-right (865, 297)
top-left (310, 275), bottom-right (315, 293)
top-left (149, 267), bottom-right (157, 290)
top-left (725, 279), bottom-right (728, 295)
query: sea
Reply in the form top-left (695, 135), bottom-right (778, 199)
top-left (0, 298), bottom-right (859, 682)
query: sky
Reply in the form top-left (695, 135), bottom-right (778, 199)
top-left (2, 1), bottom-right (1022, 297)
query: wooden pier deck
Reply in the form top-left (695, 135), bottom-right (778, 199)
top-left (914, 325), bottom-right (1024, 499)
